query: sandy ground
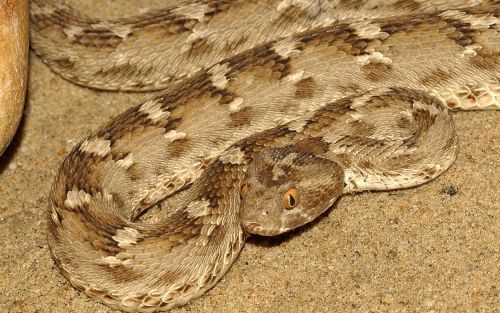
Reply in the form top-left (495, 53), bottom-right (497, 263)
top-left (0, 1), bottom-right (499, 312)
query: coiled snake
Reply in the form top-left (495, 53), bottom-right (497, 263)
top-left (31, 0), bottom-right (499, 311)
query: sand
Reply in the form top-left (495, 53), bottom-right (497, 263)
top-left (0, 1), bottom-right (498, 312)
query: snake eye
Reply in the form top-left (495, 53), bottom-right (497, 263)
top-left (240, 183), bottom-right (249, 198)
top-left (283, 188), bottom-right (300, 210)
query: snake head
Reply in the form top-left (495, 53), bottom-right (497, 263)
top-left (240, 145), bottom-right (344, 236)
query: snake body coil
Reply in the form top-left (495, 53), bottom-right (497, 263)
top-left (31, 1), bottom-right (499, 312)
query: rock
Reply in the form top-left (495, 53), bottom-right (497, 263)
top-left (0, 0), bottom-right (29, 156)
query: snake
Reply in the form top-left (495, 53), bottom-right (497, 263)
top-left (30, 0), bottom-right (499, 312)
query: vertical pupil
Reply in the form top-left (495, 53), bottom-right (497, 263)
top-left (289, 194), bottom-right (295, 206)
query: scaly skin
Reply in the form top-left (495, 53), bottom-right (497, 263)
top-left (30, 0), bottom-right (496, 91)
top-left (45, 5), bottom-right (499, 311)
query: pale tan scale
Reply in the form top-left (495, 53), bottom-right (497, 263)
top-left (34, 1), bottom-right (500, 312)
top-left (79, 137), bottom-right (112, 156)
top-left (116, 154), bottom-right (134, 169)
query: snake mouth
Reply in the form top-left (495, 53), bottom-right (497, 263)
top-left (242, 221), bottom-right (287, 237)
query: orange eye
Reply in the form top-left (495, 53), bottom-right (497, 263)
top-left (240, 183), bottom-right (249, 198)
top-left (283, 188), bottom-right (300, 210)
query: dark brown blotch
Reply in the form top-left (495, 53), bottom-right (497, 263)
top-left (167, 136), bottom-right (189, 158)
top-left (183, 38), bottom-right (214, 58)
top-left (444, 19), bottom-right (478, 48)
top-left (227, 106), bottom-right (254, 128)
top-left (397, 116), bottom-right (412, 129)
top-left (228, 44), bottom-right (293, 80)
top-left (335, 153), bottom-right (352, 168)
top-left (305, 97), bottom-right (353, 129)
top-left (349, 119), bottom-right (376, 137)
top-left (294, 77), bottom-right (317, 99)
top-left (124, 162), bottom-right (143, 182)
top-left (218, 90), bottom-right (236, 105)
top-left (392, 0), bottom-right (421, 11)
top-left (295, 137), bottom-right (330, 155)
top-left (359, 159), bottom-right (374, 170)
top-left (419, 67), bottom-right (454, 86)
top-left (362, 62), bottom-right (393, 82)
top-left (69, 30), bottom-right (124, 49)
top-left (52, 57), bottom-right (75, 70)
